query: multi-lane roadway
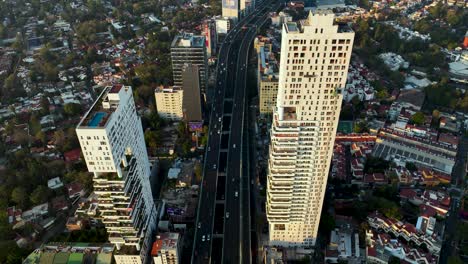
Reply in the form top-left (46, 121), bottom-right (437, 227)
top-left (191, 2), bottom-right (274, 263)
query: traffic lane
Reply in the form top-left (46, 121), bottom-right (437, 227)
top-left (222, 37), bottom-right (250, 263)
top-left (222, 43), bottom-right (245, 262)
top-left (193, 63), bottom-right (228, 263)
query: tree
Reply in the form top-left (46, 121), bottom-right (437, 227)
top-left (410, 112), bottom-right (425, 126)
top-left (29, 114), bottom-right (42, 135)
top-left (135, 84), bottom-right (154, 104)
top-left (194, 163), bottom-right (202, 183)
top-left (405, 162), bottom-right (418, 172)
top-left (35, 130), bottom-right (47, 145)
top-left (388, 256), bottom-right (401, 264)
top-left (354, 121), bottom-right (369, 133)
top-left (447, 256), bottom-right (463, 264)
top-left (376, 89), bottom-right (389, 100)
top-left (13, 129), bottom-right (29, 147)
top-left (40, 96), bottom-right (50, 115)
top-left (11, 187), bottom-right (28, 209)
top-left (63, 103), bottom-right (82, 116)
top-left (53, 130), bottom-right (66, 148)
top-left (145, 130), bottom-right (161, 150)
top-left (364, 157), bottom-right (390, 174)
top-left (30, 185), bottom-right (50, 205)
top-left (42, 62), bottom-right (59, 81)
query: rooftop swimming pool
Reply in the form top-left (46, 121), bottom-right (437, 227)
top-left (88, 112), bottom-right (107, 127)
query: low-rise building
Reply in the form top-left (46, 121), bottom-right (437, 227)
top-left (324, 225), bottom-right (361, 263)
top-left (379, 52), bottom-right (409, 71)
top-left (366, 229), bottom-right (438, 264)
top-left (47, 177), bottom-right (64, 190)
top-left (372, 127), bottom-right (457, 174)
top-left (151, 232), bottom-right (181, 264)
top-left (367, 212), bottom-right (442, 254)
top-left (23, 242), bottom-right (115, 264)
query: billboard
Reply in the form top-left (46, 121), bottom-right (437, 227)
top-left (188, 121), bottom-right (203, 132)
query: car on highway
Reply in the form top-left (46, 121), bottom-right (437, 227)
top-left (202, 235), bottom-right (206, 242)
top-left (208, 147), bottom-right (211, 151)
top-left (233, 144), bottom-right (236, 148)
top-left (226, 212), bottom-right (230, 218)
top-left (218, 130), bottom-right (221, 134)
top-left (218, 117), bottom-right (222, 122)
top-left (235, 191), bottom-right (238, 197)
top-left (198, 222), bottom-right (201, 228)
top-left (207, 235), bottom-right (211, 241)
top-left (213, 164), bottom-right (217, 169)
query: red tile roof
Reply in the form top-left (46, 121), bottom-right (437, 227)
top-left (64, 148), bottom-right (81, 162)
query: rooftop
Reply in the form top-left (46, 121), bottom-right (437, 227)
top-left (23, 242), bottom-right (115, 264)
top-left (151, 232), bottom-right (180, 256)
top-left (171, 33), bottom-right (205, 48)
top-left (155, 86), bottom-right (183, 93)
top-left (77, 84), bottom-right (128, 128)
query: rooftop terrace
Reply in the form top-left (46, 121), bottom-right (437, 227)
top-left (77, 84), bottom-right (127, 128)
top-left (171, 33), bottom-right (205, 48)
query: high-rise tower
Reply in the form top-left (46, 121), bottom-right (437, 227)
top-left (266, 10), bottom-right (354, 247)
top-left (171, 33), bottom-right (208, 94)
top-left (76, 85), bottom-right (156, 260)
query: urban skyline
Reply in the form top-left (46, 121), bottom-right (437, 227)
top-left (1, 0), bottom-right (466, 264)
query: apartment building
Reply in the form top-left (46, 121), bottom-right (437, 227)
top-left (151, 233), bottom-right (181, 264)
top-left (155, 86), bottom-right (184, 121)
top-left (76, 85), bottom-right (157, 261)
top-left (171, 33), bottom-right (207, 93)
top-left (266, 10), bottom-right (354, 248)
top-left (256, 36), bottom-right (279, 115)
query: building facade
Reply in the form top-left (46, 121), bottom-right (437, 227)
top-left (182, 64), bottom-right (203, 122)
top-left (202, 19), bottom-right (217, 58)
top-left (266, 11), bottom-right (354, 248)
top-left (155, 86), bottom-right (184, 121)
top-left (171, 33), bottom-right (207, 94)
top-left (151, 233), bottom-right (181, 264)
top-left (76, 85), bottom-right (157, 261)
top-left (256, 37), bottom-right (279, 115)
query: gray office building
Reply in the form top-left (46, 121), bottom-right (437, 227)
top-left (171, 33), bottom-right (208, 94)
top-left (182, 63), bottom-right (203, 122)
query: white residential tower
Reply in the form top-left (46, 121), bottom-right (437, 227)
top-left (76, 85), bottom-right (157, 261)
top-left (266, 11), bottom-right (354, 247)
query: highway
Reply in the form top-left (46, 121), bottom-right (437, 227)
top-left (191, 2), bottom-right (274, 263)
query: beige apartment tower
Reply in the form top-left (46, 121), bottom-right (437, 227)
top-left (266, 11), bottom-right (354, 248)
top-left (155, 86), bottom-right (184, 121)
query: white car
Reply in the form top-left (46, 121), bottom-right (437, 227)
top-left (218, 130), bottom-right (221, 134)
top-left (235, 191), bottom-right (238, 197)
top-left (207, 235), bottom-right (211, 241)
top-left (213, 164), bottom-right (217, 169)
top-left (233, 144), bottom-right (236, 148)
top-left (202, 235), bottom-right (206, 242)
top-left (208, 147), bottom-right (211, 151)
top-left (218, 117), bottom-right (222, 122)
top-left (226, 212), bottom-right (230, 218)
top-left (198, 222), bottom-right (201, 229)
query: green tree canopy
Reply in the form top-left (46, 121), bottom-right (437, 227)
top-left (63, 103), bottom-right (82, 116)
top-left (30, 185), bottom-right (50, 205)
top-left (11, 187), bottom-right (28, 209)
top-left (410, 112), bottom-right (425, 126)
